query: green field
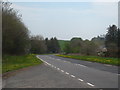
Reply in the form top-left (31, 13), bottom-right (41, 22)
top-left (58, 40), bottom-right (70, 51)
top-left (56, 54), bottom-right (119, 66)
top-left (2, 54), bottom-right (43, 73)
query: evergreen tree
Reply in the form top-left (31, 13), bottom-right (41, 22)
top-left (105, 25), bottom-right (118, 57)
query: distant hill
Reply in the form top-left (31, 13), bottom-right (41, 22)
top-left (58, 40), bottom-right (70, 52)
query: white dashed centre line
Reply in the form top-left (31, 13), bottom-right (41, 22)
top-left (57, 68), bottom-right (60, 70)
top-left (71, 75), bottom-right (75, 78)
top-left (65, 72), bottom-right (69, 75)
top-left (61, 70), bottom-right (64, 72)
top-left (79, 64), bottom-right (87, 67)
top-left (78, 78), bottom-right (84, 81)
top-left (87, 83), bottom-right (95, 87)
top-left (37, 56), bottom-right (96, 87)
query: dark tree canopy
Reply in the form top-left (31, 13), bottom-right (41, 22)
top-left (30, 35), bottom-right (47, 54)
top-left (105, 25), bottom-right (119, 57)
top-left (2, 2), bottom-right (30, 55)
top-left (45, 37), bottom-right (60, 53)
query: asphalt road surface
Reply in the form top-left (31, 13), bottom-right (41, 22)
top-left (37, 55), bottom-right (119, 88)
top-left (3, 55), bottom-right (119, 88)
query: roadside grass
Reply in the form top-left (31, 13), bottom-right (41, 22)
top-left (2, 54), bottom-right (43, 73)
top-left (56, 54), bottom-right (119, 66)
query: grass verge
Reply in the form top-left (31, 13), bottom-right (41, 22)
top-left (56, 54), bottom-right (119, 66)
top-left (2, 54), bottom-right (43, 73)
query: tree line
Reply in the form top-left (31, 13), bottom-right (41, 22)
top-left (30, 36), bottom-right (60, 54)
top-left (63, 25), bottom-right (120, 58)
top-left (2, 2), bottom-right (60, 56)
top-left (2, 1), bottom-right (120, 58)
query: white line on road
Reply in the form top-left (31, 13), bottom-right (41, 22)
top-left (61, 70), bottom-right (64, 72)
top-left (57, 68), bottom-right (60, 70)
top-left (37, 56), bottom-right (96, 87)
top-left (65, 72), bottom-right (69, 75)
top-left (47, 63), bottom-right (50, 65)
top-left (78, 78), bottom-right (84, 81)
top-left (44, 62), bottom-right (48, 64)
top-left (71, 75), bottom-right (75, 78)
top-left (104, 64), bottom-right (112, 67)
top-left (78, 64), bottom-right (87, 67)
top-left (36, 56), bottom-right (45, 62)
top-left (87, 83), bottom-right (95, 87)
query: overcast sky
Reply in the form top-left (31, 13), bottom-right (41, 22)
top-left (11, 1), bottom-right (118, 40)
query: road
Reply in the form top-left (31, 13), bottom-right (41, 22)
top-left (3, 55), bottom-right (118, 88)
top-left (37, 55), bottom-right (119, 88)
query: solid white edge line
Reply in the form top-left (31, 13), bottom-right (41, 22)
top-left (37, 56), bottom-right (95, 87)
top-left (78, 78), bottom-right (83, 81)
top-left (36, 56), bottom-right (44, 62)
top-left (71, 75), bottom-right (75, 78)
top-left (87, 83), bottom-right (95, 87)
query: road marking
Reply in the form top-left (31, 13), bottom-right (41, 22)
top-left (71, 75), bottom-right (75, 78)
top-left (105, 64), bottom-right (112, 66)
top-left (78, 64), bottom-right (87, 67)
top-left (61, 70), bottom-right (64, 72)
top-left (57, 68), bottom-right (60, 70)
top-left (36, 56), bottom-right (45, 62)
top-left (87, 83), bottom-right (95, 87)
top-left (47, 63), bottom-right (49, 65)
top-left (37, 56), bottom-right (96, 87)
top-left (78, 78), bottom-right (83, 81)
top-left (46, 62), bottom-right (49, 64)
top-left (65, 72), bottom-right (69, 75)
